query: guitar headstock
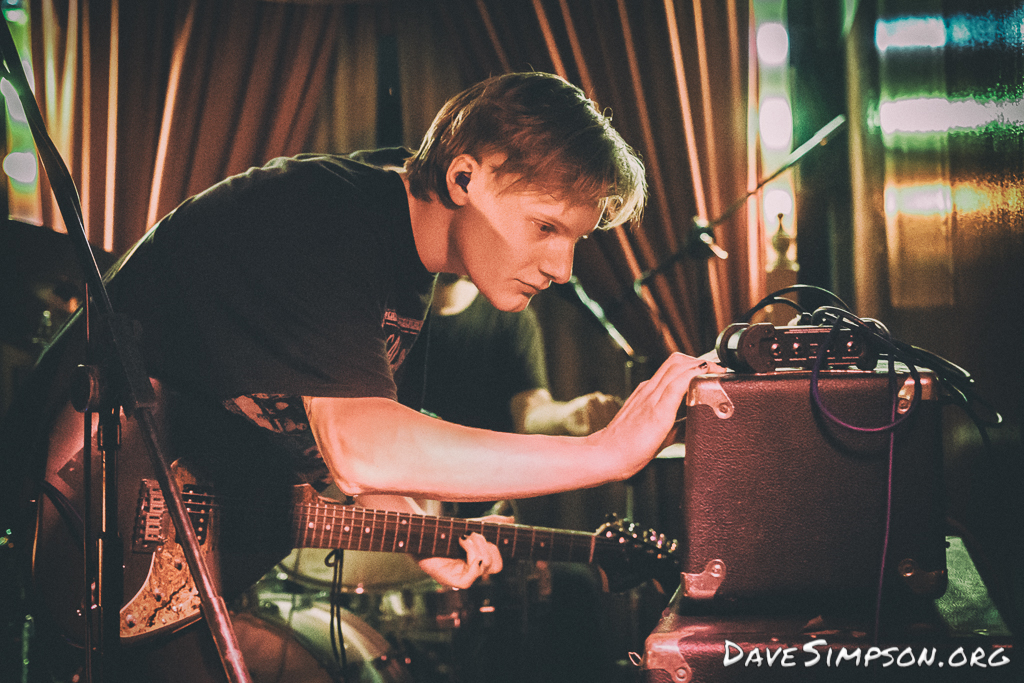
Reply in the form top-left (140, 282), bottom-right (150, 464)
top-left (593, 514), bottom-right (682, 594)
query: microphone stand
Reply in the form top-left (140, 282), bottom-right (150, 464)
top-left (633, 114), bottom-right (848, 295)
top-left (0, 20), bottom-right (251, 683)
top-left (559, 275), bottom-right (652, 654)
top-left (566, 275), bottom-right (646, 398)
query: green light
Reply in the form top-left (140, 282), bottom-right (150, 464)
top-left (2, 3), bottom-right (41, 222)
top-left (2, 9), bottom-right (28, 25)
top-left (880, 96), bottom-right (1024, 134)
top-left (875, 17), bottom-right (946, 53)
top-left (0, 78), bottom-right (28, 123)
top-left (757, 22), bottom-right (789, 65)
top-left (4, 151), bottom-right (37, 184)
top-left (947, 9), bottom-right (1024, 50)
top-left (759, 97), bottom-right (793, 150)
top-left (884, 184), bottom-right (952, 218)
top-left (950, 186), bottom-right (990, 214)
top-left (763, 188), bottom-right (793, 222)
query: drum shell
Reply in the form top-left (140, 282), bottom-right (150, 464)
top-left (277, 547), bottom-right (428, 593)
top-left (116, 596), bottom-right (411, 683)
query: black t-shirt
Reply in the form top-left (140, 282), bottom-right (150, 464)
top-left (106, 153), bottom-right (435, 486)
top-left (111, 153), bottom-right (433, 400)
top-left (398, 293), bottom-right (548, 433)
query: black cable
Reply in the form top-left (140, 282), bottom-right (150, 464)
top-left (808, 305), bottom-right (1002, 431)
top-left (739, 284), bottom-right (852, 323)
top-left (325, 549), bottom-right (348, 681)
top-left (802, 308), bottom-right (914, 643)
top-left (732, 288), bottom-right (1005, 436)
top-left (809, 309), bottom-right (921, 434)
top-left (747, 296), bottom-right (805, 321)
top-left (874, 361), bottom-right (899, 644)
top-left (733, 286), bottom-right (1011, 642)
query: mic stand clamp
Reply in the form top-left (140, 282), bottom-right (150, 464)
top-left (633, 216), bottom-right (729, 299)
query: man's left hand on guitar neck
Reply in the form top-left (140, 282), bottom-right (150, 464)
top-left (353, 493), bottom-right (507, 588)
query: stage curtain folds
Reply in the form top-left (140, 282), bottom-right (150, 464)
top-left (432, 0), bottom-right (755, 357)
top-left (28, 0), bottom-right (344, 256)
top-left (26, 0), bottom-right (757, 355)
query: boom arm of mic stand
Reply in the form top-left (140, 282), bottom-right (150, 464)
top-left (0, 21), bottom-right (252, 683)
top-left (568, 276), bottom-right (643, 364)
top-left (633, 114), bottom-right (847, 296)
top-left (565, 276), bottom-right (647, 397)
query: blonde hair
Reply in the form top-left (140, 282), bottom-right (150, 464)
top-left (405, 72), bottom-right (646, 228)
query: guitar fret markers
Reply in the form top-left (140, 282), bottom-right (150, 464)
top-left (291, 497), bottom-right (623, 566)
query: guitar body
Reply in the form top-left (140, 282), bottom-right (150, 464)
top-left (30, 380), bottom-right (297, 648)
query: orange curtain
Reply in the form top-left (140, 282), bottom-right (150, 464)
top-left (305, 0), bottom-right (469, 156)
top-left (28, 0), bottom-right (343, 257)
top-left (433, 0), bottom-right (754, 356)
top-left (27, 0), bottom-right (755, 352)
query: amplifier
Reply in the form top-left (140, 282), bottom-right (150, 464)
top-left (642, 538), bottom-right (1016, 682)
top-left (677, 368), bottom-right (947, 611)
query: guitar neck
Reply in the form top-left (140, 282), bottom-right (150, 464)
top-left (292, 499), bottom-right (599, 564)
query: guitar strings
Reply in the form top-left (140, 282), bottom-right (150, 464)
top-left (177, 494), bottom-right (600, 537)
top-left (171, 494), bottom-right (614, 554)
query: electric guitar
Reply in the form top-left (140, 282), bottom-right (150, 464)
top-left (118, 466), bottom-right (681, 643)
top-left (31, 394), bottom-right (682, 648)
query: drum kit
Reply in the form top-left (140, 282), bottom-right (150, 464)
top-left (229, 594), bottom-right (410, 683)
top-left (242, 545), bottom-right (486, 683)
top-left (246, 529), bottom-right (626, 683)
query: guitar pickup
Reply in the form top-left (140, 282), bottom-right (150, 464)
top-left (133, 479), bottom-right (169, 552)
top-left (182, 485), bottom-right (209, 543)
top-left (132, 479), bottom-right (210, 552)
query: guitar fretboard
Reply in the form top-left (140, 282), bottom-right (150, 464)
top-left (291, 499), bottom-right (598, 564)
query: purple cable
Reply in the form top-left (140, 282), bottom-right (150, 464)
top-left (807, 314), bottom-right (922, 643)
